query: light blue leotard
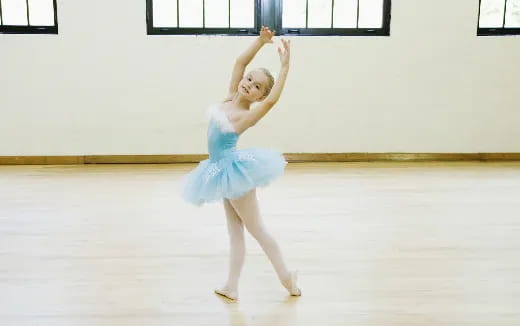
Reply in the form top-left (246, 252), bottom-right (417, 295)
top-left (180, 103), bottom-right (287, 206)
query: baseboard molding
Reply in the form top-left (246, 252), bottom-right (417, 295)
top-left (1, 153), bottom-right (519, 165)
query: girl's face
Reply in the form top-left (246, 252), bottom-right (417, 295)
top-left (237, 70), bottom-right (268, 102)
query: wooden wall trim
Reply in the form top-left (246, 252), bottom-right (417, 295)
top-left (1, 153), bottom-right (519, 165)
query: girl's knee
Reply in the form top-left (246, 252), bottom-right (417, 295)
top-left (245, 224), bottom-right (267, 238)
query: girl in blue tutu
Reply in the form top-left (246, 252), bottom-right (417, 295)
top-left (181, 26), bottom-right (301, 301)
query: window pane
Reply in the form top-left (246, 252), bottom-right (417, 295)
top-left (479, 0), bottom-right (506, 27)
top-left (1, 0), bottom-right (28, 25)
top-left (505, 0), bottom-right (520, 27)
top-left (358, 0), bottom-right (383, 28)
top-left (230, 0), bottom-right (254, 28)
top-left (308, 0), bottom-right (332, 28)
top-left (205, 0), bottom-right (228, 28)
top-left (283, 0), bottom-right (306, 28)
top-left (153, 0), bottom-right (177, 27)
top-left (28, 0), bottom-right (54, 26)
top-left (179, 0), bottom-right (202, 27)
top-left (333, 0), bottom-right (357, 28)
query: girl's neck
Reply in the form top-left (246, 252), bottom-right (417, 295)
top-left (231, 93), bottom-right (252, 110)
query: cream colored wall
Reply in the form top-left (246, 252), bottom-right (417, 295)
top-left (1, 0), bottom-right (519, 156)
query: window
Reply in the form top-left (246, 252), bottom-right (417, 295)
top-left (280, 0), bottom-right (391, 36)
top-left (0, 0), bottom-right (58, 34)
top-left (147, 0), bottom-right (260, 35)
top-left (147, 0), bottom-right (391, 36)
top-left (478, 0), bottom-right (520, 35)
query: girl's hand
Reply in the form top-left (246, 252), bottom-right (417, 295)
top-left (277, 39), bottom-right (291, 67)
top-left (259, 26), bottom-right (275, 44)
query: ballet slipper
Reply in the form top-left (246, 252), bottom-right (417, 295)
top-left (214, 287), bottom-right (238, 301)
top-left (283, 270), bottom-right (302, 296)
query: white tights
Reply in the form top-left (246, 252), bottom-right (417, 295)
top-left (222, 188), bottom-right (291, 292)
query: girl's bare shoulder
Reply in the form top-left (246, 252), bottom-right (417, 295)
top-left (220, 97), bottom-right (252, 131)
top-left (221, 99), bottom-right (249, 116)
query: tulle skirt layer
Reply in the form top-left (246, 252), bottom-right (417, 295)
top-left (180, 148), bottom-right (287, 206)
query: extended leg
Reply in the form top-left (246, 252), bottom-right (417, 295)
top-left (230, 189), bottom-right (300, 295)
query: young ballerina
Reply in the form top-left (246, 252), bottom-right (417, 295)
top-left (180, 26), bottom-right (301, 301)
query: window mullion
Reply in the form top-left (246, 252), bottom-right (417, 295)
top-left (502, 0), bottom-right (508, 28)
top-left (26, 0), bottom-right (30, 25)
top-left (356, 0), bottom-right (360, 28)
top-left (305, 0), bottom-right (308, 28)
top-left (331, 0), bottom-right (334, 28)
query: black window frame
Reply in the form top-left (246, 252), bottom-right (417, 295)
top-left (477, 0), bottom-right (520, 36)
top-left (0, 0), bottom-right (58, 34)
top-left (147, 0), bottom-right (391, 36)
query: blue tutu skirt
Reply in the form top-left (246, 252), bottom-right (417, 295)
top-left (181, 148), bottom-right (287, 206)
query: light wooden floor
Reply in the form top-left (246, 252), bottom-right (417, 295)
top-left (1, 161), bottom-right (519, 326)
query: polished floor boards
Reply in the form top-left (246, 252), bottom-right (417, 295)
top-left (1, 161), bottom-right (519, 325)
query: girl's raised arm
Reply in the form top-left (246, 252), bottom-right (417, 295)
top-left (227, 26), bottom-right (275, 97)
top-left (246, 39), bottom-right (291, 125)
